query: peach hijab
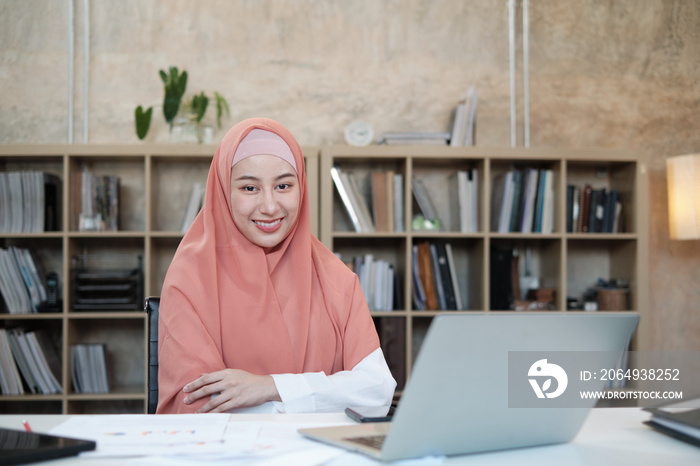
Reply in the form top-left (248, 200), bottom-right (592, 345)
top-left (157, 118), bottom-right (380, 414)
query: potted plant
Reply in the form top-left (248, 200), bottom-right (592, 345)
top-left (134, 66), bottom-right (229, 143)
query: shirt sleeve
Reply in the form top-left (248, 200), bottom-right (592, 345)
top-left (269, 347), bottom-right (396, 413)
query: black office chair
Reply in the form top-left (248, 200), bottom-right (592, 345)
top-left (145, 296), bottom-right (160, 414)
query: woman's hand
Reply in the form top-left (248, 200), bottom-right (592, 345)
top-left (182, 369), bottom-right (281, 413)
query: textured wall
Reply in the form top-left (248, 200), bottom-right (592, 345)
top-left (1, 0), bottom-right (699, 349)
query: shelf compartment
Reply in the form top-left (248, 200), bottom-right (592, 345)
top-left (489, 238), bottom-right (562, 311)
top-left (67, 156), bottom-right (146, 232)
top-left (333, 237), bottom-right (407, 312)
top-left (488, 159), bottom-right (562, 234)
top-left (329, 156), bottom-right (407, 234)
top-left (566, 238), bottom-right (638, 310)
top-left (150, 156), bottom-right (211, 232)
top-left (566, 161), bottom-right (637, 234)
top-left (373, 316), bottom-right (407, 391)
top-left (410, 237), bottom-right (484, 311)
top-left (67, 318), bottom-right (145, 395)
top-left (411, 157), bottom-right (484, 234)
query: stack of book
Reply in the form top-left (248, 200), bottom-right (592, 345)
top-left (376, 132), bottom-right (451, 145)
top-left (412, 241), bottom-right (463, 311)
top-left (332, 167), bottom-right (404, 233)
top-left (450, 169), bottom-right (479, 233)
top-left (0, 328), bottom-right (62, 395)
top-left (75, 170), bottom-right (120, 232)
top-left (0, 171), bottom-right (61, 233)
top-left (180, 182), bottom-right (205, 232)
top-left (71, 343), bottom-right (109, 394)
top-left (0, 247), bottom-right (48, 314)
top-left (341, 254), bottom-right (398, 312)
top-left (566, 185), bottom-right (623, 233)
top-left (450, 86), bottom-right (479, 147)
top-left (491, 169), bottom-right (555, 234)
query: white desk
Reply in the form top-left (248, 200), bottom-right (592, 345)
top-left (1, 408), bottom-right (699, 465)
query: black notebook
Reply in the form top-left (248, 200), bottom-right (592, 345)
top-left (0, 427), bottom-right (96, 465)
top-left (644, 399), bottom-right (700, 448)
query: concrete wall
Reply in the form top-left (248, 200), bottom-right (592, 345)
top-left (1, 0), bottom-right (699, 350)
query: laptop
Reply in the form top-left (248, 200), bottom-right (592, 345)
top-left (0, 427), bottom-right (95, 466)
top-left (299, 312), bottom-right (638, 462)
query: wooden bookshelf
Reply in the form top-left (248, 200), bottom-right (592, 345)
top-left (0, 144), bottom-right (319, 414)
top-left (319, 145), bottom-right (649, 392)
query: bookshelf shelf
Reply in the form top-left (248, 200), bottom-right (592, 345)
top-left (0, 144), bottom-right (320, 414)
top-left (320, 145), bottom-right (649, 391)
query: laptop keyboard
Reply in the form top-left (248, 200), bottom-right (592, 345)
top-left (343, 434), bottom-right (386, 450)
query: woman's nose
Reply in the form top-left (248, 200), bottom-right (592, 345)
top-left (258, 190), bottom-right (279, 214)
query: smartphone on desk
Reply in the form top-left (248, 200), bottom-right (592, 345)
top-left (345, 405), bottom-right (396, 423)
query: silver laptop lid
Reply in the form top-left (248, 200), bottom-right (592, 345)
top-left (381, 312), bottom-right (638, 460)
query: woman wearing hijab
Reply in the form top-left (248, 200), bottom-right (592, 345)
top-left (157, 117), bottom-right (396, 414)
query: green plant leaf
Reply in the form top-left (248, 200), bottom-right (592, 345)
top-left (191, 91), bottom-right (209, 123)
top-left (134, 105), bottom-right (153, 140)
top-left (161, 66), bottom-right (188, 124)
top-left (214, 92), bottom-right (230, 128)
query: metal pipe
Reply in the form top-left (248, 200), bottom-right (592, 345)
top-left (507, 0), bottom-right (517, 148)
top-left (68, 0), bottom-right (74, 143)
top-left (83, 0), bottom-right (89, 143)
top-left (523, 0), bottom-right (530, 147)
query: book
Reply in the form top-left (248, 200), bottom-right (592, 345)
top-left (430, 243), bottom-right (447, 310)
top-left (417, 242), bottom-right (438, 310)
top-left (377, 132), bottom-right (450, 145)
top-left (180, 182), bottom-right (204, 232)
top-left (347, 172), bottom-right (376, 233)
top-left (644, 398), bottom-right (700, 447)
top-left (445, 243), bottom-right (464, 310)
top-left (393, 173), bottom-right (404, 232)
top-left (490, 246), bottom-right (514, 310)
top-left (371, 172), bottom-right (390, 232)
top-left (0, 329), bottom-right (24, 395)
top-left (71, 343), bottom-right (109, 394)
top-left (411, 245), bottom-right (426, 310)
top-left (411, 178), bottom-right (442, 229)
top-left (330, 166), bottom-right (362, 232)
top-left (450, 86), bottom-right (478, 146)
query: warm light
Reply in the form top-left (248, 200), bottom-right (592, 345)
top-left (667, 153), bottom-right (700, 240)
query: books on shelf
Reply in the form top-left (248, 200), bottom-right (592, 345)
top-left (340, 254), bottom-right (396, 312)
top-left (450, 86), bottom-right (478, 147)
top-left (331, 166), bottom-right (375, 233)
top-left (491, 169), bottom-right (554, 234)
top-left (377, 132), bottom-right (450, 145)
top-left (0, 171), bottom-right (61, 233)
top-left (566, 184), bottom-right (623, 233)
top-left (0, 247), bottom-right (48, 314)
top-left (411, 178), bottom-right (443, 230)
top-left (78, 170), bottom-right (120, 232)
top-left (71, 343), bottom-right (109, 394)
top-left (180, 182), bottom-right (205, 232)
top-left (450, 169), bottom-right (479, 233)
top-left (412, 241), bottom-right (463, 311)
top-left (1, 328), bottom-right (62, 395)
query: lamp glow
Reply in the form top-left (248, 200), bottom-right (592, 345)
top-left (667, 153), bottom-right (700, 240)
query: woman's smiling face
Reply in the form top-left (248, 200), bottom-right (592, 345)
top-left (229, 154), bottom-right (300, 249)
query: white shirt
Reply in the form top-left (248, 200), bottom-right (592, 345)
top-left (229, 348), bottom-right (396, 414)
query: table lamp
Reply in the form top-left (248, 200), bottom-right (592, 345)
top-left (666, 153), bottom-right (700, 240)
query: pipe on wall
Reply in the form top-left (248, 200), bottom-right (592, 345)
top-left (67, 0), bottom-right (74, 143)
top-left (507, 0), bottom-right (517, 148)
top-left (83, 0), bottom-right (89, 143)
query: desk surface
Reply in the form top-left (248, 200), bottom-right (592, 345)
top-left (1, 408), bottom-right (699, 465)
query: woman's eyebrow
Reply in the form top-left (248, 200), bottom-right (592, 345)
top-left (234, 172), bottom-right (295, 182)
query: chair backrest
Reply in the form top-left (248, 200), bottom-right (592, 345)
top-left (145, 296), bottom-right (160, 414)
